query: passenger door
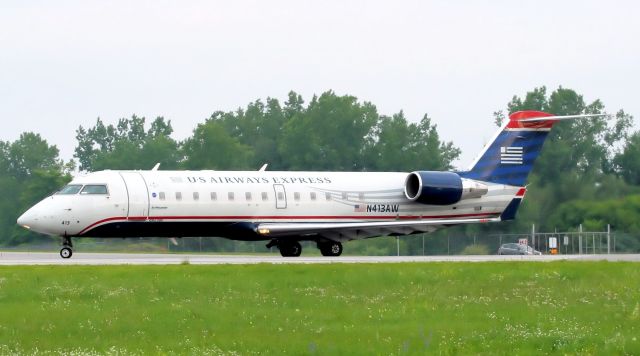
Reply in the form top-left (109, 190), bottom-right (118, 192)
top-left (119, 172), bottom-right (150, 218)
top-left (273, 184), bottom-right (287, 209)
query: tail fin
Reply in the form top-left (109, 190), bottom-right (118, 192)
top-left (459, 111), bottom-right (556, 186)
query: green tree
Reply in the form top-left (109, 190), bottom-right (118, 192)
top-left (0, 134), bottom-right (70, 246)
top-left (365, 112), bottom-right (460, 171)
top-left (186, 90), bottom-right (460, 174)
top-left (75, 116), bottom-right (180, 171)
top-left (279, 91), bottom-right (379, 170)
top-left (5, 132), bottom-right (64, 178)
top-left (181, 119), bottom-right (253, 170)
top-left (550, 195), bottom-right (640, 238)
top-left (215, 98), bottom-right (288, 170)
top-left (614, 131), bottom-right (640, 185)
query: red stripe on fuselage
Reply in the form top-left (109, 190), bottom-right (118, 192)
top-left (77, 212), bottom-right (501, 235)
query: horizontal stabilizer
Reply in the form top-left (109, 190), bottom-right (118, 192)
top-left (519, 113), bottom-right (607, 122)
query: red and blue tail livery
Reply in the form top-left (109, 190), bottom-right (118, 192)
top-left (460, 111), bottom-right (556, 187)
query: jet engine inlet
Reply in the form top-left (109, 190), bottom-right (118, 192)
top-left (404, 171), bottom-right (488, 205)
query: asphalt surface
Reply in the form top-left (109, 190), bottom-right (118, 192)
top-left (1, 251), bottom-right (639, 265)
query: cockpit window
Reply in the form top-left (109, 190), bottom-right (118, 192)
top-left (57, 184), bottom-right (83, 195)
top-left (80, 185), bottom-right (109, 195)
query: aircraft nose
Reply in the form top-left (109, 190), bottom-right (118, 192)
top-left (17, 210), bottom-right (35, 230)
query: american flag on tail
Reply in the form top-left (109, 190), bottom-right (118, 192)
top-left (500, 146), bottom-right (523, 164)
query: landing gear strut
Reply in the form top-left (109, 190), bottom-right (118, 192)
top-left (60, 236), bottom-right (73, 259)
top-left (318, 241), bottom-right (343, 256)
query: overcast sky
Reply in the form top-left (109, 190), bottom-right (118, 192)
top-left (1, 0), bottom-right (638, 169)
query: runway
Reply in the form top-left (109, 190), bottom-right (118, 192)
top-left (1, 251), bottom-right (639, 265)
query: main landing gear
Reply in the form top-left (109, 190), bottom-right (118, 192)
top-left (318, 241), bottom-right (343, 257)
top-left (266, 239), bottom-right (343, 257)
top-left (60, 236), bottom-right (73, 259)
top-left (279, 241), bottom-right (302, 257)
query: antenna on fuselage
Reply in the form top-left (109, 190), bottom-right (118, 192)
top-left (151, 163), bottom-right (161, 171)
top-left (259, 163), bottom-right (268, 171)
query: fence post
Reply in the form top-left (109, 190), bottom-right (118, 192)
top-left (578, 224), bottom-right (583, 255)
top-left (531, 224), bottom-right (535, 251)
top-left (607, 224), bottom-right (611, 255)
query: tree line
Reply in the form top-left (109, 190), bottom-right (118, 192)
top-left (1, 88), bottom-right (639, 252)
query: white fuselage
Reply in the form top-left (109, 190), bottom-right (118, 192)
top-left (18, 169), bottom-right (517, 241)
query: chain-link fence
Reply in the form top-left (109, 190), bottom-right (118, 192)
top-left (3, 229), bottom-right (639, 255)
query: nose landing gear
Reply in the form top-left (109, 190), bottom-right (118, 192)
top-left (60, 236), bottom-right (73, 259)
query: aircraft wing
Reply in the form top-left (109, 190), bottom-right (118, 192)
top-left (255, 217), bottom-right (501, 241)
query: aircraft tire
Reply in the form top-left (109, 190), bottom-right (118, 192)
top-left (319, 241), bottom-right (342, 257)
top-left (60, 247), bottom-right (73, 259)
top-left (279, 241), bottom-right (302, 257)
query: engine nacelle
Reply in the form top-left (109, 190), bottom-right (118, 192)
top-left (404, 171), bottom-right (488, 205)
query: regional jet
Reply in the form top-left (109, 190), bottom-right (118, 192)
top-left (17, 111), bottom-right (598, 258)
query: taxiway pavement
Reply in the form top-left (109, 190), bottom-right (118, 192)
top-left (1, 251), bottom-right (639, 265)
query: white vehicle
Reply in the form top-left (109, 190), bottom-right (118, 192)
top-left (17, 111), bottom-right (597, 258)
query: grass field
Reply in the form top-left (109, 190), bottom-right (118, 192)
top-left (0, 262), bottom-right (639, 355)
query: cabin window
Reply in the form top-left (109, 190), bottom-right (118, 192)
top-left (277, 192), bottom-right (284, 200)
top-left (228, 192), bottom-right (235, 201)
top-left (342, 192), bottom-right (347, 200)
top-left (261, 192), bottom-right (268, 201)
top-left (310, 192), bottom-right (317, 200)
top-left (159, 192), bottom-right (166, 200)
top-left (294, 192), bottom-right (300, 201)
top-left (210, 192), bottom-right (217, 201)
top-left (193, 192), bottom-right (199, 201)
top-left (245, 192), bottom-right (252, 201)
top-left (325, 192), bottom-right (332, 201)
top-left (57, 184), bottom-right (83, 195)
top-left (80, 184), bottom-right (108, 195)
top-left (176, 192), bottom-right (182, 201)
top-left (358, 192), bottom-right (364, 200)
